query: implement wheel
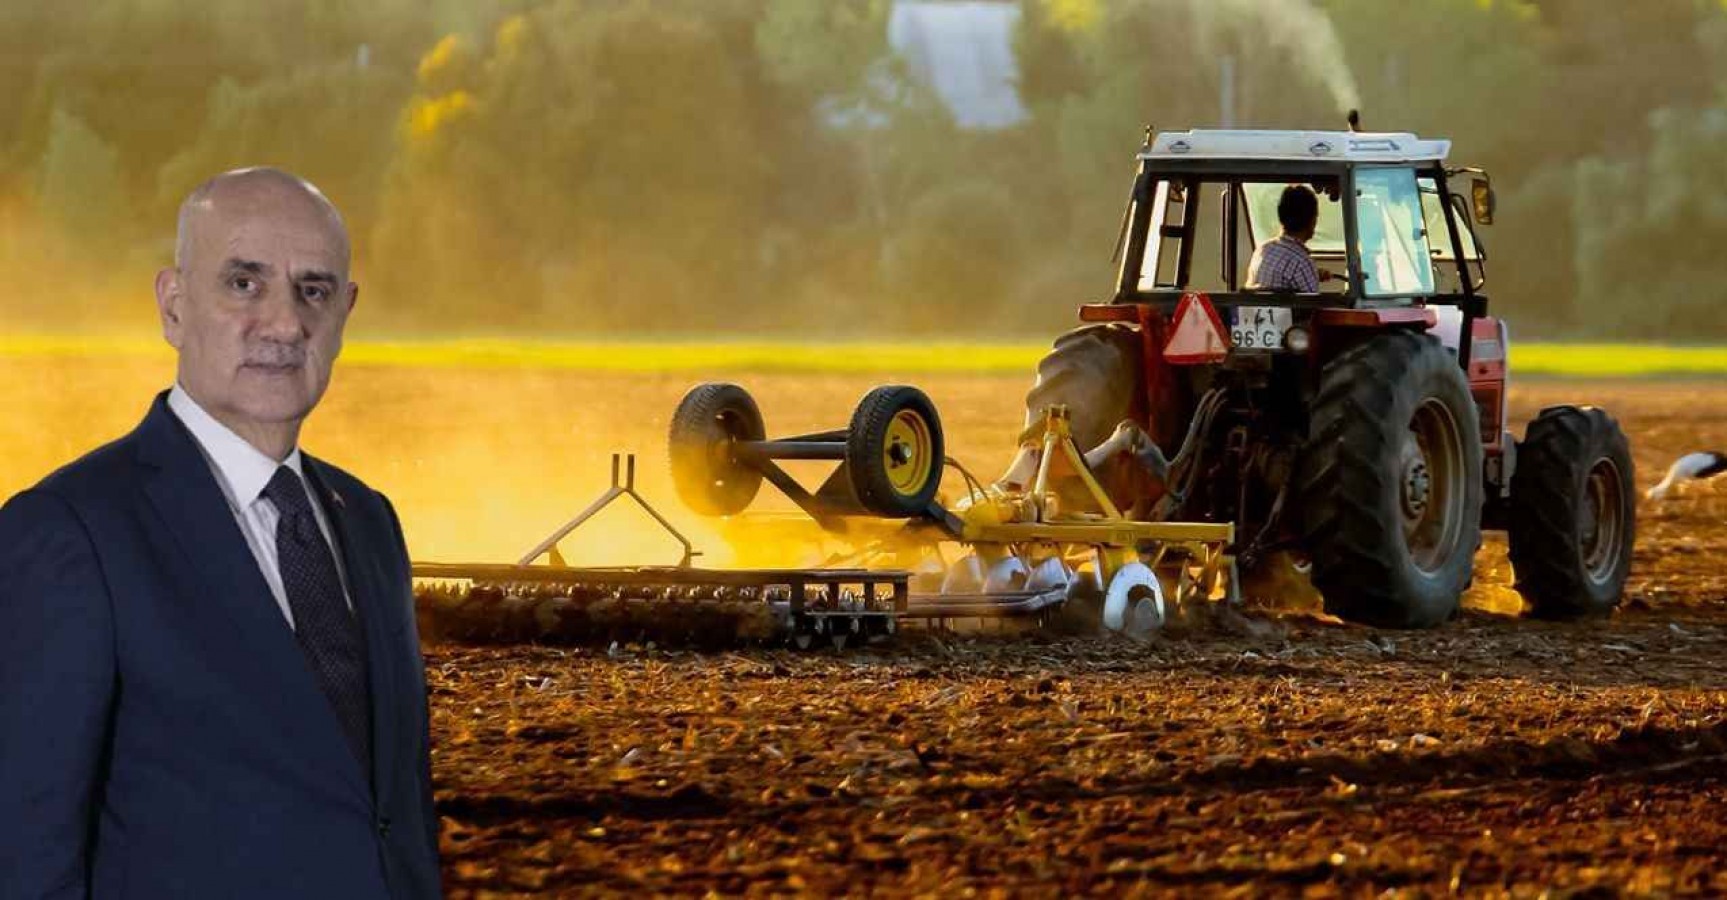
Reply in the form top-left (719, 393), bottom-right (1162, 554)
top-left (846, 385), bottom-right (944, 518)
top-left (669, 382), bottom-right (765, 516)
top-left (1296, 331), bottom-right (1484, 628)
top-left (1508, 406), bottom-right (1635, 619)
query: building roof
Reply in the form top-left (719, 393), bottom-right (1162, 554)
top-left (888, 1), bottom-right (1027, 130)
top-left (1141, 130), bottom-right (1452, 164)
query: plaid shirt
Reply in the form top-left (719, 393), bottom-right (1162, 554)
top-left (1246, 234), bottom-right (1319, 292)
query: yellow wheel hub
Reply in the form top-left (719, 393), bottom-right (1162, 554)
top-left (883, 410), bottom-right (934, 496)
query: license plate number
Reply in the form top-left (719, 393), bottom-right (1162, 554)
top-left (1231, 306), bottom-right (1292, 351)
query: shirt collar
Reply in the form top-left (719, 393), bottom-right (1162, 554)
top-left (166, 381), bottom-right (305, 510)
top-left (1278, 233), bottom-right (1312, 254)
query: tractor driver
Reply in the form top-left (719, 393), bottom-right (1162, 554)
top-left (1245, 184), bottom-right (1334, 292)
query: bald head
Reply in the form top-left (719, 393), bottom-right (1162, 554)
top-left (174, 167), bottom-right (349, 273)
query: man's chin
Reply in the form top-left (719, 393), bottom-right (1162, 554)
top-left (233, 367), bottom-right (319, 420)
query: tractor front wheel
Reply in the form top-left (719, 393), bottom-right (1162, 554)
top-left (1507, 406), bottom-right (1635, 618)
top-left (1296, 331), bottom-right (1484, 628)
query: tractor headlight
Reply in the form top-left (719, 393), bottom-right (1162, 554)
top-left (1284, 326), bottom-right (1312, 353)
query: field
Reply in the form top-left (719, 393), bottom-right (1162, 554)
top-left (4, 345), bottom-right (1726, 897)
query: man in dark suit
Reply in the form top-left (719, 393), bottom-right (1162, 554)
top-left (0, 167), bottom-right (443, 898)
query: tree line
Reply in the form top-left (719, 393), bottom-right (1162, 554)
top-left (3, 0), bottom-right (1724, 339)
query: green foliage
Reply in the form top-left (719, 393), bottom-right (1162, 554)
top-left (1573, 106), bottom-right (1727, 337)
top-left (369, 1), bottom-right (800, 333)
top-left (757, 0), bottom-right (892, 98)
top-left (35, 107), bottom-right (126, 241)
top-left (158, 64), bottom-right (413, 241)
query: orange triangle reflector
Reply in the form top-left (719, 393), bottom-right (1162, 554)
top-left (1162, 292), bottom-right (1230, 364)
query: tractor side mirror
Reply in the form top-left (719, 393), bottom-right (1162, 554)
top-left (1471, 179), bottom-right (1496, 225)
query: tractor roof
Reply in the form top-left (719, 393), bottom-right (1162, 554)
top-left (1140, 129), bottom-right (1451, 165)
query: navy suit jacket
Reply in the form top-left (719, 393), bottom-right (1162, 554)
top-left (0, 389), bottom-right (442, 899)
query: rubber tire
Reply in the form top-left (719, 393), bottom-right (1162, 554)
top-left (1507, 406), bottom-right (1635, 619)
top-left (668, 382), bottom-right (765, 516)
top-left (1023, 323), bottom-right (1144, 453)
top-left (845, 385), bottom-right (944, 518)
top-left (1296, 331), bottom-right (1484, 628)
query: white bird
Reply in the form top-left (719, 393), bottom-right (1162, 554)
top-left (1647, 451), bottom-right (1727, 500)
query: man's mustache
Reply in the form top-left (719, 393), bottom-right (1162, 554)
top-left (243, 345), bottom-right (307, 367)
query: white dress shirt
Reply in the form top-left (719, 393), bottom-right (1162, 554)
top-left (167, 382), bottom-right (354, 629)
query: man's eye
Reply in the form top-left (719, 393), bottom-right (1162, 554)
top-left (301, 285), bottom-right (329, 302)
top-left (230, 277), bottom-right (257, 293)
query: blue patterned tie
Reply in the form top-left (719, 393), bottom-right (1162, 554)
top-left (263, 465), bottom-right (372, 777)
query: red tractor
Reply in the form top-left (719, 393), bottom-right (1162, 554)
top-left (1010, 126), bottom-right (1634, 627)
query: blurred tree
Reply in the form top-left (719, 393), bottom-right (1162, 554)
top-left (1572, 106), bottom-right (1727, 337)
top-left (156, 63), bottom-right (414, 259)
top-left (35, 106), bottom-right (127, 243)
top-left (6, 0), bottom-right (1727, 339)
top-left (757, 0), bottom-right (893, 100)
top-left (372, 1), bottom-right (786, 333)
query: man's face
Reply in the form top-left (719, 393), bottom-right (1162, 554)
top-left (156, 185), bottom-right (356, 433)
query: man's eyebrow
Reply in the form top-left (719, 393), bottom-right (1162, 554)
top-left (293, 269), bottom-right (339, 285)
top-left (220, 258), bottom-right (273, 277)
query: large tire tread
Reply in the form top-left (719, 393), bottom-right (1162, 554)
top-left (1296, 331), bottom-right (1484, 628)
top-left (1023, 323), bottom-right (1144, 452)
top-left (1507, 406), bottom-right (1635, 619)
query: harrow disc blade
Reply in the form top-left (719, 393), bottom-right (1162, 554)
top-left (1025, 557), bottom-right (1074, 593)
top-left (940, 555), bottom-right (984, 595)
top-left (983, 556), bottom-right (1031, 593)
top-left (1103, 562), bottom-right (1164, 635)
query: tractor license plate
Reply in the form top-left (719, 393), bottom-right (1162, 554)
top-left (1231, 306), bottom-right (1292, 351)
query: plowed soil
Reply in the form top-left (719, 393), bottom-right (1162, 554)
top-left (421, 378), bottom-right (1727, 898)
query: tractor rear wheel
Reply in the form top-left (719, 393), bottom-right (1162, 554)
top-left (669, 382), bottom-right (765, 516)
top-left (1023, 323), bottom-right (1144, 453)
top-left (1296, 331), bottom-right (1484, 628)
top-left (1507, 406), bottom-right (1634, 618)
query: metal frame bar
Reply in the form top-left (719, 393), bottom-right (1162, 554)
top-left (1028, 407), bottom-right (1124, 521)
top-left (1175, 177), bottom-right (1199, 289)
top-left (735, 440), bottom-right (846, 462)
top-left (1434, 167), bottom-right (1486, 371)
top-left (515, 454), bottom-right (699, 568)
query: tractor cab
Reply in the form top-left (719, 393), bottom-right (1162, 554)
top-left (1104, 129), bottom-right (1494, 360)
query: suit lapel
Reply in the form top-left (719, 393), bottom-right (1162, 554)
top-left (302, 454), bottom-right (403, 802)
top-left (132, 389), bottom-right (372, 806)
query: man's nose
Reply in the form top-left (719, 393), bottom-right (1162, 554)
top-left (254, 277), bottom-right (310, 338)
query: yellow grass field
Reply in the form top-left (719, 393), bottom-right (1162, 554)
top-left (6, 334), bottom-right (1727, 377)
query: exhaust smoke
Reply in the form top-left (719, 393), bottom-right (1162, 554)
top-left (1189, 0), bottom-right (1362, 117)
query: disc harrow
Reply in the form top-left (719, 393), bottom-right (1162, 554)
top-left (412, 455), bottom-right (907, 649)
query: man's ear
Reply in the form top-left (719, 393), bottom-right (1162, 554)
top-left (155, 268), bottom-right (184, 349)
top-left (345, 281), bottom-right (359, 313)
